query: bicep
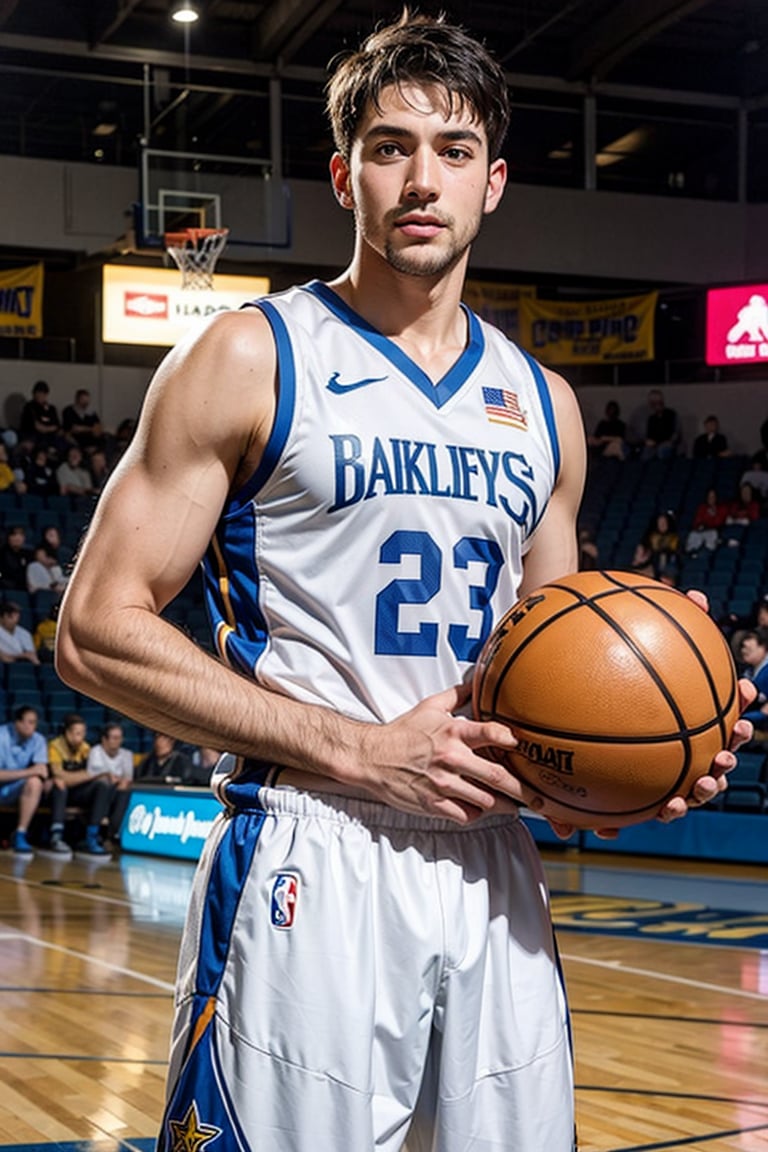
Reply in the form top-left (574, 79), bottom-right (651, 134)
top-left (63, 309), bottom-right (276, 619)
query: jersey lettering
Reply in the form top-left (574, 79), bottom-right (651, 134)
top-left (329, 433), bottom-right (537, 529)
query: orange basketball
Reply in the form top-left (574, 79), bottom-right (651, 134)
top-left (472, 569), bottom-right (740, 828)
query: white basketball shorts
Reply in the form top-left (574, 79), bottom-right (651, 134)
top-left (158, 782), bottom-right (575, 1152)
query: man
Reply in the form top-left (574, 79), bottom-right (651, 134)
top-left (0, 600), bottom-right (39, 664)
top-left (19, 380), bottom-right (62, 452)
top-left (137, 732), bottom-right (195, 785)
top-left (692, 414), bottom-right (729, 460)
top-left (48, 714), bottom-right (127, 858)
top-left (643, 388), bottom-right (680, 459)
top-left (0, 705), bottom-right (50, 857)
top-left (0, 525), bottom-right (33, 591)
top-left (739, 630), bottom-right (768, 732)
top-left (62, 388), bottom-right (104, 453)
top-left (56, 445), bottom-right (96, 498)
top-left (56, 14), bottom-right (752, 1152)
top-left (85, 721), bottom-right (134, 846)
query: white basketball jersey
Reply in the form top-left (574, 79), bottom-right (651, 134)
top-left (202, 280), bottom-right (560, 727)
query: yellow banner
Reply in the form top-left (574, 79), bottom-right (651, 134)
top-left (463, 281), bottom-right (535, 343)
top-left (0, 263), bottom-right (44, 337)
top-left (518, 291), bottom-right (658, 364)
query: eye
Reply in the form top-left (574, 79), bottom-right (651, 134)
top-left (376, 142), bottom-right (404, 158)
top-left (443, 146), bottom-right (472, 162)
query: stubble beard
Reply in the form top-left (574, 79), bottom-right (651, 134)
top-left (363, 204), bottom-right (484, 279)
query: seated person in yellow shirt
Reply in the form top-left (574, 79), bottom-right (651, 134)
top-left (47, 713), bottom-right (124, 859)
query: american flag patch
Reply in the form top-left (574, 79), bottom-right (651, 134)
top-left (482, 387), bottom-right (528, 429)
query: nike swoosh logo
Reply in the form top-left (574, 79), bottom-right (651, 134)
top-left (326, 372), bottom-right (388, 394)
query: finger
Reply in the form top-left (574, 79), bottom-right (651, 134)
top-left (710, 749), bottom-right (736, 778)
top-left (421, 681), bottom-right (473, 714)
top-left (685, 588), bottom-right (709, 613)
top-left (737, 679), bottom-right (757, 710)
top-left (729, 718), bottom-right (753, 751)
top-left (659, 795), bottom-right (688, 821)
top-left (459, 718), bottom-right (517, 752)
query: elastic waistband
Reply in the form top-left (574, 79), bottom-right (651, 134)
top-left (220, 777), bottom-right (520, 836)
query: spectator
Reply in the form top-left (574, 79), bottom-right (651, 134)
top-left (56, 445), bottom-right (96, 498)
top-left (739, 455), bottom-right (768, 500)
top-left (39, 524), bottom-right (74, 571)
top-left (86, 720), bottom-right (135, 842)
top-left (632, 511), bottom-right (680, 580)
top-left (48, 713), bottom-right (126, 858)
top-left (190, 745), bottom-right (221, 786)
top-left (722, 481), bottom-right (761, 547)
top-left (684, 488), bottom-right (728, 554)
top-left (24, 447), bottom-right (58, 498)
top-left (137, 732), bottom-right (195, 785)
top-left (738, 630), bottom-right (768, 733)
top-left (18, 380), bottom-right (63, 453)
top-left (0, 600), bottom-right (39, 664)
top-left (0, 705), bottom-right (50, 858)
top-left (587, 400), bottom-right (628, 460)
top-left (692, 414), bottom-right (729, 459)
top-left (0, 442), bottom-right (25, 494)
top-left (62, 388), bottom-right (104, 453)
top-left (26, 544), bottom-right (68, 596)
top-left (88, 449), bottom-right (110, 492)
top-left (0, 525), bottom-right (32, 590)
top-left (106, 417), bottom-right (136, 467)
top-left (33, 602), bottom-right (58, 663)
top-left (643, 389), bottom-right (680, 460)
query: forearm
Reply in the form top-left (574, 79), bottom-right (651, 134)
top-left (56, 605), bottom-right (368, 785)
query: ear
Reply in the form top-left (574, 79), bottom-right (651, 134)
top-left (483, 157), bottom-right (507, 216)
top-left (330, 152), bottom-right (354, 209)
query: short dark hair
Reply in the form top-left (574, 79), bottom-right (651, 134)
top-left (33, 380), bottom-right (49, 394)
top-left (0, 599), bottom-right (22, 616)
top-left (62, 712), bottom-right (85, 732)
top-left (14, 705), bottom-right (38, 722)
top-left (326, 11), bottom-right (510, 162)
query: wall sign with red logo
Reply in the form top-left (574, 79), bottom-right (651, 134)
top-left (706, 284), bottom-right (768, 366)
top-left (102, 264), bottom-right (270, 346)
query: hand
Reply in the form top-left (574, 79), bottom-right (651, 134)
top-left (358, 681), bottom-right (524, 824)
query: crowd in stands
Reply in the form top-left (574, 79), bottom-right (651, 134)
top-left (0, 380), bottom-right (219, 858)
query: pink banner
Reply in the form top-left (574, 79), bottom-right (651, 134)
top-left (706, 284), bottom-right (768, 366)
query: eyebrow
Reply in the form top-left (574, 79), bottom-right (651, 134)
top-left (363, 124), bottom-right (485, 148)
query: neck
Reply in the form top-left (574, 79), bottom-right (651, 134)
top-left (329, 243), bottom-right (470, 357)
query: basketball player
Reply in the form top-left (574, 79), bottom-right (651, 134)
top-left (56, 14), bottom-right (754, 1151)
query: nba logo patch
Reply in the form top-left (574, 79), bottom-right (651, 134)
top-left (270, 872), bottom-right (300, 929)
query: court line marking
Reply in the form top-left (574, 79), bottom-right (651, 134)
top-left (561, 952), bottom-right (768, 1001)
top-left (0, 932), bottom-right (174, 991)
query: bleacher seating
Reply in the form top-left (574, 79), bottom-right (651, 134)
top-left (584, 452), bottom-right (768, 622)
top-left (1, 487), bottom-right (210, 746)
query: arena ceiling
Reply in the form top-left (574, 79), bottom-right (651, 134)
top-left (2, 0), bottom-right (768, 189)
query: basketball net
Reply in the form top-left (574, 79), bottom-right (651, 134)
top-left (164, 227), bottom-right (230, 289)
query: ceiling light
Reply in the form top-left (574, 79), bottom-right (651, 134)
top-left (171, 1), bottom-right (200, 24)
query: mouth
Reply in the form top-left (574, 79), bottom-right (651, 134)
top-left (394, 214), bottom-right (447, 238)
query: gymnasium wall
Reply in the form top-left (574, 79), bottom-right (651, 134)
top-left (2, 155), bottom-right (768, 452)
top-left (3, 154), bottom-right (768, 284)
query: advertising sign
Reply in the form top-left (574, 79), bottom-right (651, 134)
top-left (706, 284), bottom-right (768, 366)
top-left (518, 292), bottom-right (658, 365)
top-left (0, 263), bottom-right (44, 337)
top-left (121, 787), bottom-right (221, 860)
top-left (102, 264), bottom-right (270, 346)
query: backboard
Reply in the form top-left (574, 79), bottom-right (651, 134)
top-left (137, 145), bottom-right (291, 253)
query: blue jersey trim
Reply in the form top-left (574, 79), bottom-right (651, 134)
top-left (196, 812), bottom-right (265, 995)
top-left (229, 299), bottom-right (296, 511)
top-left (518, 347), bottom-right (561, 482)
top-left (306, 281), bottom-right (484, 410)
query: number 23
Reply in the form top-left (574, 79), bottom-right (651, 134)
top-left (374, 529), bottom-right (504, 661)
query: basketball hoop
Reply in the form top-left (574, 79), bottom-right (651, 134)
top-left (164, 227), bottom-right (229, 289)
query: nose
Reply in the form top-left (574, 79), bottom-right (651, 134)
top-left (403, 146), bottom-right (440, 202)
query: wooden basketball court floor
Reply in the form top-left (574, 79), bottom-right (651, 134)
top-left (0, 840), bottom-right (766, 1152)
